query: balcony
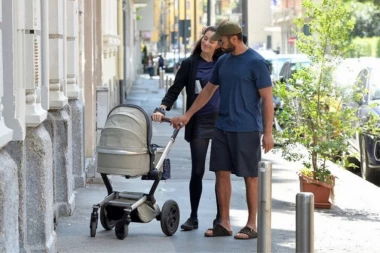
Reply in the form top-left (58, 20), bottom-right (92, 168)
top-left (133, 0), bottom-right (150, 8)
top-left (272, 7), bottom-right (297, 24)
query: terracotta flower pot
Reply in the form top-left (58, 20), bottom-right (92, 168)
top-left (299, 174), bottom-right (334, 209)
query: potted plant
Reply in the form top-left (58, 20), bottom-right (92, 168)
top-left (273, 0), bottom-right (358, 209)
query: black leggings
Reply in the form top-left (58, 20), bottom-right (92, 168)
top-left (189, 138), bottom-right (219, 219)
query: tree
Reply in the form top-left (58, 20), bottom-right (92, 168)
top-left (274, 0), bottom-right (358, 185)
top-left (349, 1), bottom-right (380, 37)
top-left (344, 0), bottom-right (380, 6)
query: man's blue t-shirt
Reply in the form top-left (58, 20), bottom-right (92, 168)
top-left (209, 48), bottom-right (272, 132)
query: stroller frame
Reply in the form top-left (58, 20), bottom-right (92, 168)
top-left (89, 104), bottom-right (180, 240)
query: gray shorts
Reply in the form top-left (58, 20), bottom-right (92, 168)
top-left (210, 128), bottom-right (262, 177)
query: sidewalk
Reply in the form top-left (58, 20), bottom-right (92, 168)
top-left (56, 75), bottom-right (380, 253)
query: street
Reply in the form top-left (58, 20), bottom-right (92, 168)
top-left (56, 75), bottom-right (380, 253)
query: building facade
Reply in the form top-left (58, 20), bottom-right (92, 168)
top-left (0, 0), bottom-right (145, 252)
top-left (246, 0), bottom-right (273, 50)
top-left (147, 0), bottom-right (206, 58)
top-left (271, 0), bottom-right (304, 54)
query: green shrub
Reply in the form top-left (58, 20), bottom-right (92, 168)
top-left (347, 37), bottom-right (380, 57)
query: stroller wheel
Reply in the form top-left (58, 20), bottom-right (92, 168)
top-left (100, 206), bottom-right (116, 230)
top-left (90, 219), bottom-right (97, 237)
top-left (160, 200), bottom-right (180, 236)
top-left (115, 220), bottom-right (129, 240)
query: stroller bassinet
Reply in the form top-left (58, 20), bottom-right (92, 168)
top-left (90, 104), bottom-right (180, 240)
top-left (97, 104), bottom-right (163, 177)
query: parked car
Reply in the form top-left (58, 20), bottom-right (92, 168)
top-left (264, 54), bottom-right (310, 82)
top-left (164, 58), bottom-right (176, 73)
top-left (333, 58), bottom-right (366, 88)
top-left (345, 59), bottom-right (380, 184)
top-left (277, 55), bottom-right (311, 83)
top-left (256, 49), bottom-right (278, 60)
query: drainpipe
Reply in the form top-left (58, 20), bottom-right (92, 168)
top-left (41, 0), bottom-right (49, 110)
top-left (194, 0), bottom-right (197, 42)
top-left (122, 0), bottom-right (128, 103)
top-left (207, 0), bottom-right (211, 26)
top-left (242, 0), bottom-right (248, 36)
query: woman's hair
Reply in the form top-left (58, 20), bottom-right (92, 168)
top-left (192, 26), bottom-right (224, 61)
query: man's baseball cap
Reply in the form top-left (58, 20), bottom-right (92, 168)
top-left (211, 20), bottom-right (243, 41)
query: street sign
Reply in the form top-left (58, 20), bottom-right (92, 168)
top-left (171, 31), bottom-right (178, 45)
top-left (178, 19), bottom-right (191, 45)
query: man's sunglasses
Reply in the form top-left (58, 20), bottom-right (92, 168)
top-left (218, 37), bottom-right (230, 46)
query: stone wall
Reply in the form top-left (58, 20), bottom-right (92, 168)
top-left (0, 0), bottom-right (137, 251)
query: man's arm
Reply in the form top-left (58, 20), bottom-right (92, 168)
top-left (187, 82), bottom-right (218, 117)
top-left (171, 82), bottom-right (218, 127)
top-left (259, 86), bottom-right (275, 153)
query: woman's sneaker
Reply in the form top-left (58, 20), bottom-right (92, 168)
top-left (180, 218), bottom-right (199, 231)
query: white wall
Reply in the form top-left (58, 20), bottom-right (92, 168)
top-left (247, 0), bottom-right (271, 50)
top-left (136, 1), bottom-right (154, 31)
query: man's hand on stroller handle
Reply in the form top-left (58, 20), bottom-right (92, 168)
top-left (171, 115), bottom-right (190, 129)
top-left (152, 111), bottom-right (190, 129)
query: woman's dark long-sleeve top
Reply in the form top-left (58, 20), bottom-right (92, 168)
top-left (161, 54), bottom-right (205, 142)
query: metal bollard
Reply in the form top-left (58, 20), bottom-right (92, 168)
top-left (257, 161), bottom-right (272, 253)
top-left (165, 76), bottom-right (168, 90)
top-left (165, 78), bottom-right (173, 93)
top-left (159, 68), bottom-right (165, 88)
top-left (296, 193), bottom-right (314, 253)
top-left (159, 69), bottom-right (162, 88)
top-left (161, 70), bottom-right (166, 88)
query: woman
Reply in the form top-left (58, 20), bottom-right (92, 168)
top-left (152, 26), bottom-right (223, 231)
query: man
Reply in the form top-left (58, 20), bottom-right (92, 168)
top-left (171, 20), bottom-right (274, 240)
top-left (157, 55), bottom-right (165, 74)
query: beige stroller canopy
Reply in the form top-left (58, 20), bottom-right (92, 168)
top-left (97, 105), bottom-right (153, 176)
top-left (98, 105), bottom-right (152, 153)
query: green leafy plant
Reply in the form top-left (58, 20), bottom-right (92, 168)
top-left (274, 0), bottom-right (358, 186)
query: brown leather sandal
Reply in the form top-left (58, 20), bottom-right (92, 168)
top-left (204, 224), bottom-right (232, 237)
top-left (234, 226), bottom-right (257, 239)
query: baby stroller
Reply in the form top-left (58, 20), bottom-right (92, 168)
top-left (89, 104), bottom-right (181, 240)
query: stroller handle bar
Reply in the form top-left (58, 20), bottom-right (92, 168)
top-left (150, 115), bottom-right (172, 124)
top-left (151, 115), bottom-right (181, 171)
top-left (150, 116), bottom-right (180, 140)
top-left (160, 116), bottom-right (171, 123)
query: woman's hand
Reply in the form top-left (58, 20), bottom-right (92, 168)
top-left (152, 111), bottom-right (165, 122)
top-left (152, 106), bottom-right (167, 122)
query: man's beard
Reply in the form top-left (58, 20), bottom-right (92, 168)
top-left (223, 41), bottom-right (236, 53)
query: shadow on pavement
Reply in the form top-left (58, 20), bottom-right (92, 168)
top-left (320, 207), bottom-right (380, 222)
